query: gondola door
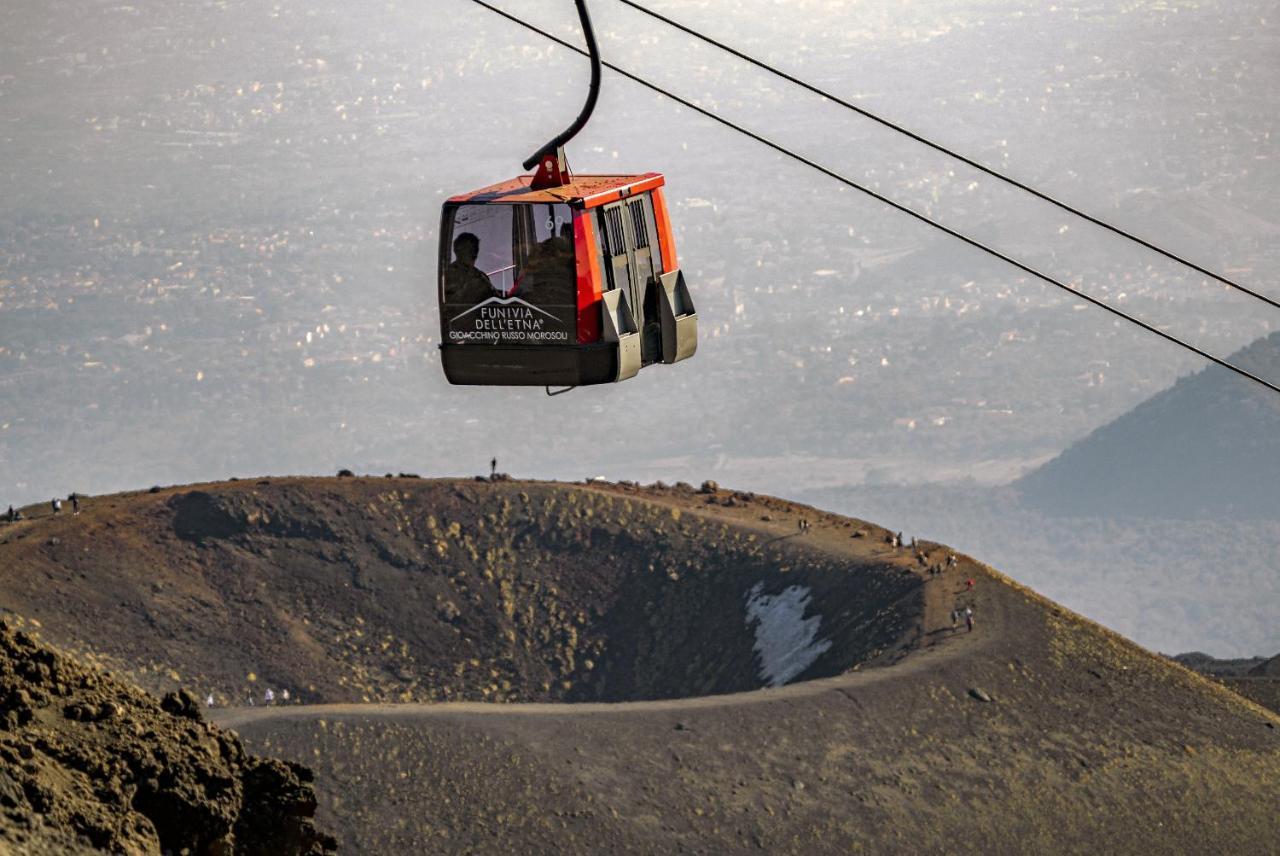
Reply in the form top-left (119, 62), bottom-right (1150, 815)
top-left (599, 201), bottom-right (640, 336)
top-left (600, 197), bottom-right (661, 364)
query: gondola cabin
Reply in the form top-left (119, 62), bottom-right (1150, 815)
top-left (438, 172), bottom-right (696, 387)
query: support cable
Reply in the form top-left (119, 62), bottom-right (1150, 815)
top-left (461, 0), bottom-right (1280, 397)
top-left (614, 0), bottom-right (1280, 313)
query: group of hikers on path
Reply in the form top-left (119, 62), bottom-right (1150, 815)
top-left (5, 493), bottom-right (82, 523)
top-left (204, 686), bottom-right (295, 708)
top-left (879, 529), bottom-right (978, 636)
top-left (50, 494), bottom-right (80, 515)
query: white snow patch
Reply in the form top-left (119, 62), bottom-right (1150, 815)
top-left (744, 582), bottom-right (832, 688)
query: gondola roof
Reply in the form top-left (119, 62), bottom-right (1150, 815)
top-left (447, 173), bottom-right (665, 207)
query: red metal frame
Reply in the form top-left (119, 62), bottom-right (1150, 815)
top-left (573, 210), bottom-right (604, 344)
top-left (649, 187), bottom-right (678, 274)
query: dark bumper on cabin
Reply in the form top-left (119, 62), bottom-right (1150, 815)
top-left (440, 343), bottom-right (618, 386)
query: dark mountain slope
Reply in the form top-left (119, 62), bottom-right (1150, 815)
top-left (1250, 653), bottom-right (1280, 677)
top-left (1017, 330), bottom-right (1280, 518)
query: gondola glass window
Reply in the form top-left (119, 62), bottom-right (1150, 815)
top-left (441, 203), bottom-right (577, 346)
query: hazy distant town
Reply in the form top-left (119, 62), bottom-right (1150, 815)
top-left (2, 0), bottom-right (1277, 655)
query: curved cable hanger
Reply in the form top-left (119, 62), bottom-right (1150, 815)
top-left (613, 0), bottom-right (1280, 314)
top-left (522, 0), bottom-right (602, 174)
top-left (462, 0), bottom-right (1280, 397)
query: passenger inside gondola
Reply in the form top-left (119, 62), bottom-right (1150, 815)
top-left (443, 232), bottom-right (497, 306)
top-left (518, 220), bottom-right (576, 308)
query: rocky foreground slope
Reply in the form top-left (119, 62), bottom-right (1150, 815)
top-left (2, 477), bottom-right (1278, 854)
top-left (0, 620), bottom-right (334, 854)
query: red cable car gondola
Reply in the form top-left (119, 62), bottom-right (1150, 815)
top-left (438, 0), bottom-right (696, 390)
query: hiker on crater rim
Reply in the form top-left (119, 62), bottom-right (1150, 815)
top-left (965, 606), bottom-right (975, 632)
top-left (69, 493), bottom-right (80, 515)
top-left (5, 505), bottom-right (14, 523)
top-left (51, 497), bottom-right (62, 515)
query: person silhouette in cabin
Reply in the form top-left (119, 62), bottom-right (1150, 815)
top-left (444, 232), bottom-right (496, 306)
top-left (518, 222), bottom-right (576, 306)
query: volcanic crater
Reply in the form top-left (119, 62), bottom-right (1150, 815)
top-left (0, 478), bottom-right (921, 707)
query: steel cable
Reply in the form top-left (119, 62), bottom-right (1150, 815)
top-left (460, 0), bottom-right (1280, 397)
top-left (614, 0), bottom-right (1280, 314)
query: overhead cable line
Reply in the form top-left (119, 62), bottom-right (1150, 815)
top-left (460, 0), bottom-right (1280, 397)
top-left (614, 0), bottom-right (1280, 314)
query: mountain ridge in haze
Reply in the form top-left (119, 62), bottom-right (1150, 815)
top-left (1017, 330), bottom-right (1280, 519)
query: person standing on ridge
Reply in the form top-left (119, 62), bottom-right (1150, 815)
top-left (51, 498), bottom-right (62, 515)
top-left (490, 457), bottom-right (497, 478)
top-left (965, 606), bottom-right (975, 633)
top-left (5, 505), bottom-right (14, 523)
top-left (69, 493), bottom-right (80, 515)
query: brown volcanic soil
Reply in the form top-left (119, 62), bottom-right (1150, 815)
top-left (0, 620), bottom-right (333, 854)
top-left (3, 477), bottom-right (1280, 854)
top-left (215, 572), bottom-right (1280, 854)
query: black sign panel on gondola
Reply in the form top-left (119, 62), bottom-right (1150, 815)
top-left (442, 202), bottom-right (577, 346)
